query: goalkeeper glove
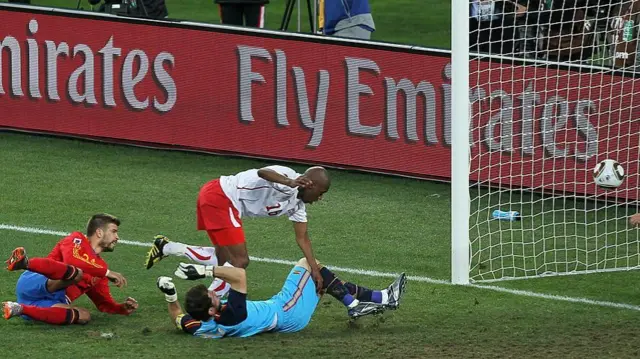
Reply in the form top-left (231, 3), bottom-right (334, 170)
top-left (175, 263), bottom-right (214, 281)
top-left (157, 276), bottom-right (178, 302)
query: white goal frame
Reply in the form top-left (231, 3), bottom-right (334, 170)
top-left (450, 0), bottom-right (640, 285)
top-left (451, 0), bottom-right (471, 285)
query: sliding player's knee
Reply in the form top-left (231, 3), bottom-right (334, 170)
top-left (295, 258), bottom-right (320, 270)
top-left (76, 308), bottom-right (91, 324)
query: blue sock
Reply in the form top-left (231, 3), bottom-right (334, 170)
top-left (371, 291), bottom-right (382, 304)
top-left (342, 294), bottom-right (356, 307)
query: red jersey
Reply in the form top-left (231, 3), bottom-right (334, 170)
top-left (47, 232), bottom-right (129, 315)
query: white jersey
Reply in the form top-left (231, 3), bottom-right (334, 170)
top-left (218, 165), bottom-right (307, 223)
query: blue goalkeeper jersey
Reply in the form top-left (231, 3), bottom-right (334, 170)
top-left (177, 290), bottom-right (279, 339)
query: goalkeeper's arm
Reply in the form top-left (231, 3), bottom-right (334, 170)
top-left (167, 301), bottom-right (183, 325)
top-left (174, 263), bottom-right (247, 294)
top-left (157, 277), bottom-right (184, 324)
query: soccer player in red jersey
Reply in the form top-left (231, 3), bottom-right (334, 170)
top-left (2, 214), bottom-right (138, 325)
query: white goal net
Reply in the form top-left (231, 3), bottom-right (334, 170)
top-left (453, 0), bottom-right (640, 283)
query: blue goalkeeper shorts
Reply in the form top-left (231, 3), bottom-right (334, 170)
top-left (16, 271), bottom-right (69, 310)
top-left (271, 266), bottom-right (320, 333)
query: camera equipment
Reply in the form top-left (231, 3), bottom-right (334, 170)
top-left (280, 0), bottom-right (315, 33)
top-left (82, 0), bottom-right (148, 17)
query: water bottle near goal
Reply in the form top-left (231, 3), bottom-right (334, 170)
top-left (492, 210), bottom-right (521, 222)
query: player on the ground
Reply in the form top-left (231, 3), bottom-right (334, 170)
top-left (2, 214), bottom-right (138, 324)
top-left (146, 165), bottom-right (331, 296)
top-left (155, 258), bottom-right (407, 338)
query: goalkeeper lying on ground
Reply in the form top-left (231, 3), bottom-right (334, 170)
top-left (157, 258), bottom-right (406, 338)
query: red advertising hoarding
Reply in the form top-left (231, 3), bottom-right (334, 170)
top-left (0, 6), bottom-right (638, 200)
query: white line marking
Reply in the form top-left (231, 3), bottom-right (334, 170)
top-left (2, 223), bottom-right (639, 311)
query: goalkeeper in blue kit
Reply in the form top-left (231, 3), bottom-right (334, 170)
top-left (156, 258), bottom-right (406, 338)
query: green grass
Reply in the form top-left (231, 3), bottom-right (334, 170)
top-left (2, 2), bottom-right (639, 358)
top-left (1, 132), bottom-right (640, 358)
top-left (0, 0), bottom-right (451, 48)
top-left (470, 190), bottom-right (640, 281)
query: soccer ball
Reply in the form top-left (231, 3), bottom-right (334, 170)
top-left (593, 159), bottom-right (625, 189)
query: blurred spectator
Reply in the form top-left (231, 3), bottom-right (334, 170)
top-left (140, 0), bottom-right (168, 19)
top-left (537, 0), bottom-right (595, 62)
top-left (470, 0), bottom-right (529, 55)
top-left (323, 0), bottom-right (375, 40)
top-left (215, 0), bottom-right (269, 28)
top-left (604, 0), bottom-right (640, 68)
top-left (90, 0), bottom-right (168, 19)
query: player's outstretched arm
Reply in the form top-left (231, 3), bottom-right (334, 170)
top-left (212, 265), bottom-right (247, 294)
top-left (157, 277), bottom-right (183, 324)
top-left (293, 221), bottom-right (323, 293)
top-left (174, 263), bottom-right (247, 294)
top-left (86, 278), bottom-right (137, 315)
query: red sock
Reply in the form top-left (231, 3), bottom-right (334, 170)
top-left (21, 305), bottom-right (79, 325)
top-left (27, 258), bottom-right (78, 280)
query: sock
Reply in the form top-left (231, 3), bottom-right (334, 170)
top-left (21, 305), bottom-right (80, 325)
top-left (164, 243), bottom-right (218, 266)
top-left (319, 267), bottom-right (359, 308)
top-left (344, 282), bottom-right (388, 304)
top-left (208, 278), bottom-right (231, 298)
top-left (208, 262), bottom-right (234, 297)
top-left (27, 258), bottom-right (78, 281)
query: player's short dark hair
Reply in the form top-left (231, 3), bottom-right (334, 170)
top-left (185, 284), bottom-right (213, 321)
top-left (86, 213), bottom-right (121, 237)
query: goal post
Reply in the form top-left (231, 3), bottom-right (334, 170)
top-left (451, 0), bottom-right (471, 285)
top-left (452, 0), bottom-right (640, 284)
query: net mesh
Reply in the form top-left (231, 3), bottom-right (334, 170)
top-left (468, 0), bottom-right (640, 282)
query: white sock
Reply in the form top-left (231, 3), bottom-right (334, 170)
top-left (208, 262), bottom-right (235, 298)
top-left (347, 299), bottom-right (360, 309)
top-left (209, 278), bottom-right (231, 298)
top-left (381, 290), bottom-right (389, 305)
top-left (163, 242), bottom-right (218, 266)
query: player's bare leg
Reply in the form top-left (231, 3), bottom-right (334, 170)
top-left (214, 244), bottom-right (230, 267)
top-left (224, 243), bottom-right (250, 269)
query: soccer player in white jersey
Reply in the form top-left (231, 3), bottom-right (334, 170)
top-left (155, 258), bottom-right (407, 338)
top-left (146, 165), bottom-right (330, 297)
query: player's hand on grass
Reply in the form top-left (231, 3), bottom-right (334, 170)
top-left (630, 213), bottom-right (640, 226)
top-left (157, 276), bottom-right (178, 302)
top-left (122, 297), bottom-right (138, 314)
top-left (289, 176), bottom-right (313, 189)
top-left (107, 270), bottom-right (127, 288)
top-left (174, 263), bottom-right (213, 280)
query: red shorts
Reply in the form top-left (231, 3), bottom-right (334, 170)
top-left (197, 179), bottom-right (245, 246)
